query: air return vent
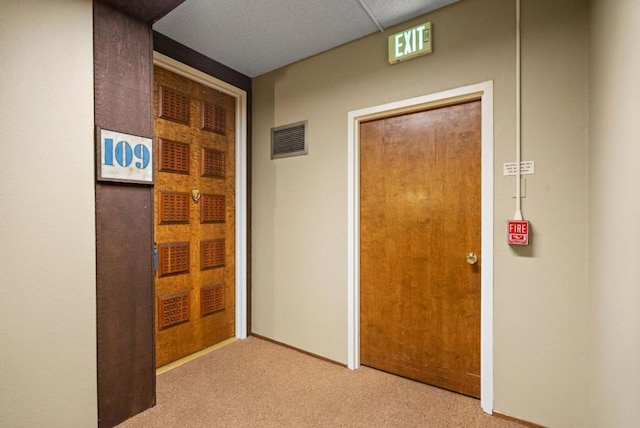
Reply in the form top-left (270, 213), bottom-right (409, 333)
top-left (271, 121), bottom-right (308, 159)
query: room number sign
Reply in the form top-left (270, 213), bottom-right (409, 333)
top-left (97, 128), bottom-right (154, 184)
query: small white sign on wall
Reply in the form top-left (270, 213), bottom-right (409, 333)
top-left (97, 128), bottom-right (153, 184)
top-left (503, 160), bottom-right (535, 176)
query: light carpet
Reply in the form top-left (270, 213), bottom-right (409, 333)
top-left (118, 337), bottom-right (523, 427)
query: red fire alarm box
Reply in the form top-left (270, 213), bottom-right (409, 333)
top-left (507, 220), bottom-right (529, 245)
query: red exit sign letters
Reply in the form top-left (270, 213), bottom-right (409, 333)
top-left (507, 220), bottom-right (529, 245)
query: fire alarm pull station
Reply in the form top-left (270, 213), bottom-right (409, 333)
top-left (507, 220), bottom-right (529, 245)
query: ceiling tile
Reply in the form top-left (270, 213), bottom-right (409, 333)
top-left (365, 0), bottom-right (458, 28)
top-left (154, 0), bottom-right (459, 77)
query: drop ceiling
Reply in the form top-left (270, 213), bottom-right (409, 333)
top-left (154, 0), bottom-right (459, 78)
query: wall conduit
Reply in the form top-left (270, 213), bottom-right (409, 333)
top-left (514, 0), bottom-right (523, 220)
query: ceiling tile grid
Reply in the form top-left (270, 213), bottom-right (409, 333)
top-left (154, 0), bottom-right (458, 77)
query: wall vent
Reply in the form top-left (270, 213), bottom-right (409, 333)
top-left (271, 121), bottom-right (308, 159)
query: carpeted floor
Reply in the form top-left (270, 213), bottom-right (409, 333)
top-left (118, 337), bottom-right (523, 427)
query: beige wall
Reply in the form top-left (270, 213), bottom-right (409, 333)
top-left (588, 0), bottom-right (640, 426)
top-left (494, 1), bottom-right (589, 425)
top-left (8, 1), bottom-right (640, 426)
top-left (0, 1), bottom-right (97, 426)
top-left (252, 0), bottom-right (589, 426)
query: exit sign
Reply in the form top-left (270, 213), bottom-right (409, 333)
top-left (507, 220), bottom-right (529, 246)
top-left (388, 22), bottom-right (432, 64)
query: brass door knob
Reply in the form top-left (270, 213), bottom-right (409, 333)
top-left (191, 186), bottom-right (201, 203)
top-left (466, 253), bottom-right (478, 265)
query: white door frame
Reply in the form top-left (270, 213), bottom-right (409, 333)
top-left (153, 52), bottom-right (248, 340)
top-left (347, 81), bottom-right (494, 413)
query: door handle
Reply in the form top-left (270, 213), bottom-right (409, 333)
top-left (153, 243), bottom-right (158, 272)
top-left (466, 253), bottom-right (478, 265)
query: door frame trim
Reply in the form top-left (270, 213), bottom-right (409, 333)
top-left (347, 81), bottom-right (494, 413)
top-left (153, 52), bottom-right (248, 340)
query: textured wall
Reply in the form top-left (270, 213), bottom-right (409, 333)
top-left (588, 0), bottom-right (640, 426)
top-left (252, 0), bottom-right (589, 426)
top-left (0, 0), bottom-right (97, 426)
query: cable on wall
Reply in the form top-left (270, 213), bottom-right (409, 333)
top-left (514, 0), bottom-right (523, 220)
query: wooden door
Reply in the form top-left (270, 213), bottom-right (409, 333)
top-left (360, 100), bottom-right (481, 397)
top-left (153, 66), bottom-right (236, 368)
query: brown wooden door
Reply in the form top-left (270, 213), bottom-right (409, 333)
top-left (360, 100), bottom-right (481, 397)
top-left (153, 66), bottom-right (236, 368)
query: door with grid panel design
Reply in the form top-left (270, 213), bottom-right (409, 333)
top-left (153, 65), bottom-right (236, 367)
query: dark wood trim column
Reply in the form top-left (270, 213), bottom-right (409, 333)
top-left (94, 1), bottom-right (185, 426)
top-left (94, 3), bottom-right (155, 427)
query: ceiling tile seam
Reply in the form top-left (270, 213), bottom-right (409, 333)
top-left (356, 0), bottom-right (384, 32)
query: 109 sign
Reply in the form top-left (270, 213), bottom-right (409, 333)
top-left (99, 129), bottom-right (153, 183)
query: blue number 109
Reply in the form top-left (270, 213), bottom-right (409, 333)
top-left (104, 138), bottom-right (150, 169)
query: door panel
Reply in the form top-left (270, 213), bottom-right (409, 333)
top-left (153, 66), bottom-right (236, 368)
top-left (360, 100), bottom-right (481, 397)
